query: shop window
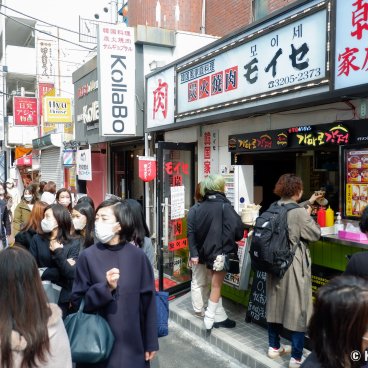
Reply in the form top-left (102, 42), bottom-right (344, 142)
top-left (252, 0), bottom-right (268, 21)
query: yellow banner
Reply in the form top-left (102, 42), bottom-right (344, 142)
top-left (43, 97), bottom-right (72, 123)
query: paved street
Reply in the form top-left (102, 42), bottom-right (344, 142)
top-left (151, 321), bottom-right (247, 368)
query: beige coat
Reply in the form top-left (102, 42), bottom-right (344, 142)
top-left (4, 303), bottom-right (72, 368)
top-left (266, 199), bottom-right (321, 332)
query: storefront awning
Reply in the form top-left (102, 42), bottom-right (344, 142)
top-left (15, 154), bottom-right (32, 167)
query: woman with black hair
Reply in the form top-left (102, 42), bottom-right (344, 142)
top-left (30, 203), bottom-right (80, 317)
top-left (55, 188), bottom-right (73, 214)
top-left (125, 198), bottom-right (154, 267)
top-left (0, 246), bottom-right (72, 367)
top-left (71, 198), bottom-right (158, 368)
top-left (71, 201), bottom-right (95, 251)
top-left (302, 275), bottom-right (368, 368)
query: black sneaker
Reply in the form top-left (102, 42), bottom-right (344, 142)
top-left (213, 318), bottom-right (236, 328)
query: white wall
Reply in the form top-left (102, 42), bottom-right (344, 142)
top-left (6, 46), bottom-right (36, 75)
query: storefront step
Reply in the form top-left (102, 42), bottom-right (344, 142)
top-left (170, 292), bottom-right (292, 368)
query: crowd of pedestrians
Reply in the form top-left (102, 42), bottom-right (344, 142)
top-left (0, 180), bottom-right (158, 368)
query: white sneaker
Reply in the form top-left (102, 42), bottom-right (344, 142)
top-left (289, 356), bottom-right (306, 368)
top-left (267, 344), bottom-right (292, 359)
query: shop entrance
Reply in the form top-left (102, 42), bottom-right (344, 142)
top-left (236, 149), bottom-right (339, 212)
top-left (156, 142), bottom-right (195, 295)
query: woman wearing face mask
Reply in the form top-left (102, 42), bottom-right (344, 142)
top-left (71, 201), bottom-right (95, 252)
top-left (56, 188), bottom-right (73, 213)
top-left (30, 204), bottom-right (80, 317)
top-left (12, 185), bottom-right (38, 236)
top-left (71, 198), bottom-right (158, 368)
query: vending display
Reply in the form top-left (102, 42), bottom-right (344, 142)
top-left (343, 148), bottom-right (368, 218)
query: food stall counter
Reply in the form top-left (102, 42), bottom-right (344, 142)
top-left (321, 234), bottom-right (368, 249)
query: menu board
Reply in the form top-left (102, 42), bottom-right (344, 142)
top-left (246, 270), bottom-right (267, 326)
top-left (345, 150), bottom-right (368, 217)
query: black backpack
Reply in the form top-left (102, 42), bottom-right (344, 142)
top-left (250, 202), bottom-right (300, 278)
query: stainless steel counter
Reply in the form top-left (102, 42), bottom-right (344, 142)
top-left (321, 234), bottom-right (368, 249)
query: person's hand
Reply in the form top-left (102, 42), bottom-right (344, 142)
top-left (190, 257), bottom-right (199, 265)
top-left (305, 205), bottom-right (312, 215)
top-left (145, 351), bottom-right (156, 361)
top-left (106, 268), bottom-right (120, 290)
top-left (49, 239), bottom-right (63, 251)
top-left (67, 258), bottom-right (76, 266)
top-left (309, 193), bottom-right (323, 204)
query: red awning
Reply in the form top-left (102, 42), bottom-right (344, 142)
top-left (15, 154), bottom-right (32, 167)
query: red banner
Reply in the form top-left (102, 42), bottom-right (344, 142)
top-left (13, 97), bottom-right (38, 126)
top-left (138, 156), bottom-right (156, 182)
top-left (38, 83), bottom-right (54, 116)
top-left (169, 238), bottom-right (188, 252)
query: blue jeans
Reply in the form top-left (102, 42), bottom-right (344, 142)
top-left (268, 323), bottom-right (304, 360)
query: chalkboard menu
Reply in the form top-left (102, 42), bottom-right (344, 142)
top-left (246, 270), bottom-right (267, 326)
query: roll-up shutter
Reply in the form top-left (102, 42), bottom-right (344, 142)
top-left (40, 147), bottom-right (63, 188)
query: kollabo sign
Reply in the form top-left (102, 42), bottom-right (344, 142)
top-left (97, 25), bottom-right (136, 136)
top-left (43, 97), bottom-right (72, 123)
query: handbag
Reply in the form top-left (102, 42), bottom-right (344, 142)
top-left (64, 299), bottom-right (115, 364)
top-left (42, 281), bottom-right (62, 304)
top-left (156, 291), bottom-right (169, 337)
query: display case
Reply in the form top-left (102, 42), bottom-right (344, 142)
top-left (341, 145), bottom-right (368, 219)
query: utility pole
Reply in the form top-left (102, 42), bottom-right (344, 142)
top-left (57, 27), bottom-right (61, 96)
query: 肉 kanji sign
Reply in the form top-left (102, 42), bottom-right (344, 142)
top-left (177, 6), bottom-right (327, 115)
top-left (13, 97), bottom-right (38, 126)
top-left (335, 0), bottom-right (368, 89)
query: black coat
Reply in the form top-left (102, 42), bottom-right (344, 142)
top-left (0, 199), bottom-right (11, 237)
top-left (343, 252), bottom-right (368, 278)
top-left (301, 352), bottom-right (322, 368)
top-left (187, 192), bottom-right (244, 268)
top-left (29, 234), bottom-right (79, 303)
top-left (14, 228), bottom-right (37, 250)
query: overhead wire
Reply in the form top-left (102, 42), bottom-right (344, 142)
top-left (0, 3), bottom-right (97, 40)
top-left (0, 11), bottom-right (96, 51)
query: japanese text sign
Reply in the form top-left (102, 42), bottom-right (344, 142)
top-left (138, 156), bottom-right (156, 182)
top-left (36, 39), bottom-right (56, 83)
top-left (147, 67), bottom-right (175, 129)
top-left (201, 129), bottom-right (219, 177)
top-left (170, 185), bottom-right (185, 220)
top-left (177, 8), bottom-right (327, 115)
top-left (38, 83), bottom-right (54, 116)
top-left (13, 97), bottom-right (38, 126)
top-left (97, 25), bottom-right (136, 136)
top-left (335, 0), bottom-right (368, 89)
top-left (76, 148), bottom-right (92, 181)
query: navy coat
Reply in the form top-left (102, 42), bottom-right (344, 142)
top-left (71, 241), bottom-right (159, 368)
top-left (187, 192), bottom-right (244, 268)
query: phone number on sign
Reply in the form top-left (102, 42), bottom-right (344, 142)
top-left (268, 68), bottom-right (322, 89)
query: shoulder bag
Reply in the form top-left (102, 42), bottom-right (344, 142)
top-left (64, 299), bottom-right (115, 364)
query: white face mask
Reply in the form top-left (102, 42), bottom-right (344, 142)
top-left (59, 199), bottom-right (71, 207)
top-left (73, 217), bottom-right (86, 231)
top-left (41, 218), bottom-right (58, 233)
top-left (24, 195), bottom-right (33, 202)
top-left (95, 222), bottom-right (118, 244)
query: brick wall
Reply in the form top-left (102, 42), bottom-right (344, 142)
top-left (127, 0), bottom-right (301, 37)
top-left (128, 0), bottom-right (202, 33)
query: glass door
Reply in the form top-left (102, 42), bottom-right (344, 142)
top-left (156, 142), bottom-right (195, 294)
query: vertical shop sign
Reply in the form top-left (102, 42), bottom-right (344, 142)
top-left (335, 0), bottom-right (368, 89)
top-left (38, 83), bottom-right (55, 116)
top-left (170, 185), bottom-right (185, 220)
top-left (138, 156), bottom-right (157, 182)
top-left (43, 97), bottom-right (72, 123)
top-left (13, 97), bottom-right (38, 126)
top-left (36, 39), bottom-right (56, 83)
top-left (147, 68), bottom-right (175, 129)
top-left (76, 148), bottom-right (92, 181)
top-left (97, 24), bottom-right (136, 136)
top-left (201, 129), bottom-right (219, 178)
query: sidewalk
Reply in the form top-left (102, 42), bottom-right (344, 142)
top-left (169, 292), bottom-right (301, 368)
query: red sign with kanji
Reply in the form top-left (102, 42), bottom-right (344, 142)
top-left (13, 97), bottom-right (38, 126)
top-left (138, 156), bottom-right (156, 182)
top-left (168, 238), bottom-right (188, 252)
